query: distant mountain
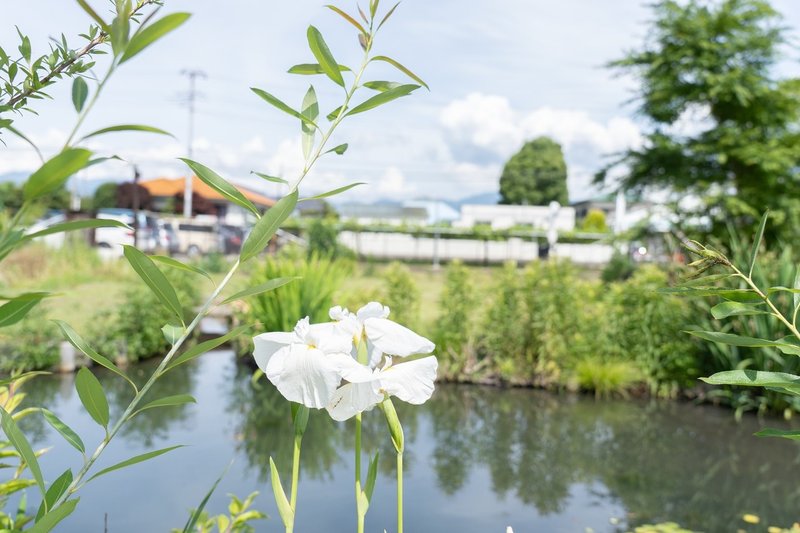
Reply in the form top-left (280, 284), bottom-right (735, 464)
top-left (454, 191), bottom-right (500, 206)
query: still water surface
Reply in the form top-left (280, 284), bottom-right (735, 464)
top-left (21, 351), bottom-right (800, 532)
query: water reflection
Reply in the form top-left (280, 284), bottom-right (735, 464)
top-left (22, 353), bottom-right (800, 532)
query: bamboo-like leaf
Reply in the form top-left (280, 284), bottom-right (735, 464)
top-left (363, 81), bottom-right (402, 92)
top-left (78, 124), bottom-right (172, 142)
top-left (269, 457), bottom-right (294, 528)
top-left (150, 255), bottom-right (212, 282)
top-left (377, 2), bottom-right (400, 29)
top-left (0, 407), bottom-right (45, 501)
top-left (325, 143), bottom-right (348, 155)
top-left (301, 182), bottom-right (365, 201)
top-left (240, 190), bottom-right (298, 262)
top-left (27, 498), bottom-right (79, 533)
top-left (161, 324), bottom-right (184, 345)
top-left (251, 172), bottom-right (288, 185)
top-left (23, 148), bottom-right (92, 201)
top-left (701, 369), bottom-right (800, 390)
top-left (685, 330), bottom-right (800, 356)
top-left (0, 294), bottom-right (49, 328)
top-left (77, 0), bottom-right (110, 31)
top-left (371, 55), bottom-right (428, 89)
top-left (300, 86), bottom-right (319, 161)
top-left (53, 320), bottom-right (137, 392)
top-left (346, 84), bottom-right (420, 116)
top-left (24, 219), bottom-right (130, 241)
top-left (180, 159), bottom-right (259, 217)
top-left (123, 245), bottom-right (184, 324)
top-left (710, 301), bottom-right (767, 319)
top-left (180, 462), bottom-right (232, 533)
top-left (75, 368), bottom-right (109, 428)
top-left (35, 469), bottom-right (72, 521)
top-left (369, 0), bottom-right (379, 19)
top-left (120, 13), bottom-right (191, 63)
top-left (748, 210), bottom-right (769, 278)
top-left (87, 445), bottom-right (183, 482)
top-left (327, 105), bottom-right (346, 121)
top-left (71, 77), bottom-right (88, 112)
top-left (325, 5), bottom-right (367, 34)
top-left (220, 278), bottom-right (298, 305)
top-left (659, 287), bottom-right (762, 303)
top-left (306, 26), bottom-right (344, 87)
top-left (287, 63), bottom-right (351, 75)
top-left (134, 394), bottom-right (195, 416)
top-left (165, 324), bottom-right (255, 372)
top-left (251, 88), bottom-right (318, 128)
top-left (41, 409), bottom-right (85, 454)
top-left (755, 428), bottom-right (800, 440)
top-left (365, 451), bottom-right (379, 502)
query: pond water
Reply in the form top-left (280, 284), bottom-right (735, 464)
top-left (19, 350), bottom-right (800, 532)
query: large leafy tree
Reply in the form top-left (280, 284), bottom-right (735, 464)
top-left (499, 137), bottom-right (568, 206)
top-left (599, 0), bottom-right (800, 238)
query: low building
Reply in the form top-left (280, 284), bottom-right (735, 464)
top-left (454, 204), bottom-right (576, 231)
top-left (140, 176), bottom-right (275, 226)
top-left (336, 203), bottom-right (428, 226)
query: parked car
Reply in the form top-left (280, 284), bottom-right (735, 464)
top-left (164, 216), bottom-right (221, 256)
top-left (95, 209), bottom-right (158, 252)
top-left (219, 224), bottom-right (244, 254)
top-left (156, 219), bottom-right (180, 254)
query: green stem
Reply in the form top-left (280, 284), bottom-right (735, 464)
top-left (355, 412), bottom-right (364, 533)
top-left (54, 260), bottom-right (241, 507)
top-left (397, 451), bottom-right (404, 533)
top-left (733, 268), bottom-right (800, 340)
top-left (63, 62), bottom-right (115, 150)
top-left (290, 433), bottom-right (302, 515)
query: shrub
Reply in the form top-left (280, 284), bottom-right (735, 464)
top-left (580, 208), bottom-right (608, 232)
top-left (601, 251), bottom-right (636, 283)
top-left (382, 262), bottom-right (420, 329)
top-left (574, 357), bottom-right (641, 398)
top-left (306, 217), bottom-right (340, 258)
top-left (434, 260), bottom-right (478, 378)
top-left (0, 308), bottom-right (60, 372)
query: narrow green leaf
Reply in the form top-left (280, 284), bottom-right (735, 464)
top-left (300, 85), bottom-right (319, 161)
top-left (76, 0), bottom-right (110, 31)
top-left (0, 407), bottom-right (45, 501)
top-left (251, 88), bottom-right (318, 128)
top-left (363, 81), bottom-right (402, 92)
top-left (41, 410), bottom-right (85, 454)
top-left (161, 324), bottom-right (184, 345)
top-left (0, 295), bottom-right (48, 328)
top-left (78, 124), bottom-right (172, 142)
top-left (180, 158), bottom-right (259, 216)
top-left (110, 12), bottom-right (131, 57)
top-left (659, 287), bottom-right (762, 303)
top-left (251, 172), bottom-right (288, 185)
top-left (365, 451), bottom-right (379, 502)
top-left (326, 105), bottom-right (346, 121)
top-left (306, 26), bottom-right (344, 87)
top-left (767, 286), bottom-right (800, 295)
top-left (53, 320), bottom-right (137, 392)
top-left (701, 369), bottom-right (800, 390)
top-left (287, 63), bottom-right (351, 75)
top-left (75, 368), bottom-right (109, 428)
top-left (23, 148), bottom-right (92, 201)
top-left (220, 278), bottom-right (298, 305)
top-left (123, 245), bottom-right (184, 324)
top-left (710, 301), bottom-right (768, 319)
top-left (35, 469), bottom-right (72, 521)
top-left (755, 428), bottom-right (800, 440)
top-left (369, 0), bottom-right (379, 19)
top-left (24, 219), bottom-right (129, 241)
top-left (87, 445), bottom-right (183, 482)
top-left (301, 182), bottom-right (365, 201)
top-left (380, 398), bottom-right (404, 453)
top-left (686, 330), bottom-right (800, 356)
top-left (5, 124), bottom-right (43, 162)
top-left (120, 12), bottom-right (191, 63)
top-left (27, 498), bottom-right (79, 533)
top-left (269, 457), bottom-right (294, 528)
top-left (180, 462), bottom-right (231, 533)
top-left (346, 84), bottom-right (420, 116)
top-left (150, 255), bottom-right (212, 282)
top-left (748, 210), bottom-right (769, 278)
top-left (794, 268), bottom-right (800, 320)
top-left (71, 77), bottom-right (88, 112)
top-left (240, 190), bottom-right (298, 262)
top-left (165, 324), bottom-right (255, 372)
top-left (134, 394), bottom-right (195, 416)
top-left (371, 55), bottom-right (428, 89)
top-left (377, 2), bottom-right (400, 29)
top-left (325, 143), bottom-right (348, 155)
top-left (325, 5), bottom-right (367, 34)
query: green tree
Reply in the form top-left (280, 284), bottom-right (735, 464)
top-left (499, 137), bottom-right (568, 206)
top-left (599, 0), bottom-right (800, 238)
top-left (92, 182), bottom-right (118, 210)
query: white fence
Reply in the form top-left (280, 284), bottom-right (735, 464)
top-left (339, 231), bottom-right (613, 265)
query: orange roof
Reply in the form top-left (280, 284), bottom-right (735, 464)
top-left (140, 176), bottom-right (276, 207)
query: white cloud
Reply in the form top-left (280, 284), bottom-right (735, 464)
top-left (376, 166), bottom-right (416, 196)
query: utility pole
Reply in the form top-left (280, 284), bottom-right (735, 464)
top-left (181, 69), bottom-right (206, 218)
top-left (132, 165), bottom-right (141, 249)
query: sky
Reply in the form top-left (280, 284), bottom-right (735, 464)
top-left (2, 0), bottom-right (800, 204)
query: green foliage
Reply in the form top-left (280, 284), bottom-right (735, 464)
top-left (0, 308), bottom-right (60, 372)
top-left (601, 0), bottom-right (800, 239)
top-left (173, 492), bottom-right (266, 533)
top-left (381, 262), bottom-right (419, 329)
top-left (601, 251), bottom-right (636, 283)
top-left (574, 358), bottom-right (641, 398)
top-left (91, 182), bottom-right (118, 210)
top-left (193, 252), bottom-right (227, 275)
top-left (433, 261), bottom-right (477, 378)
top-left (90, 270), bottom-right (200, 363)
top-left (499, 137), bottom-right (568, 206)
top-left (580, 208), bottom-right (608, 232)
top-left (306, 217), bottom-right (351, 260)
top-left (236, 249), bottom-right (352, 337)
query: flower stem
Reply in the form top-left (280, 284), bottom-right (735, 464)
top-left (290, 433), bottom-right (302, 516)
top-left (397, 451), bottom-right (404, 533)
top-left (355, 412), bottom-right (364, 533)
